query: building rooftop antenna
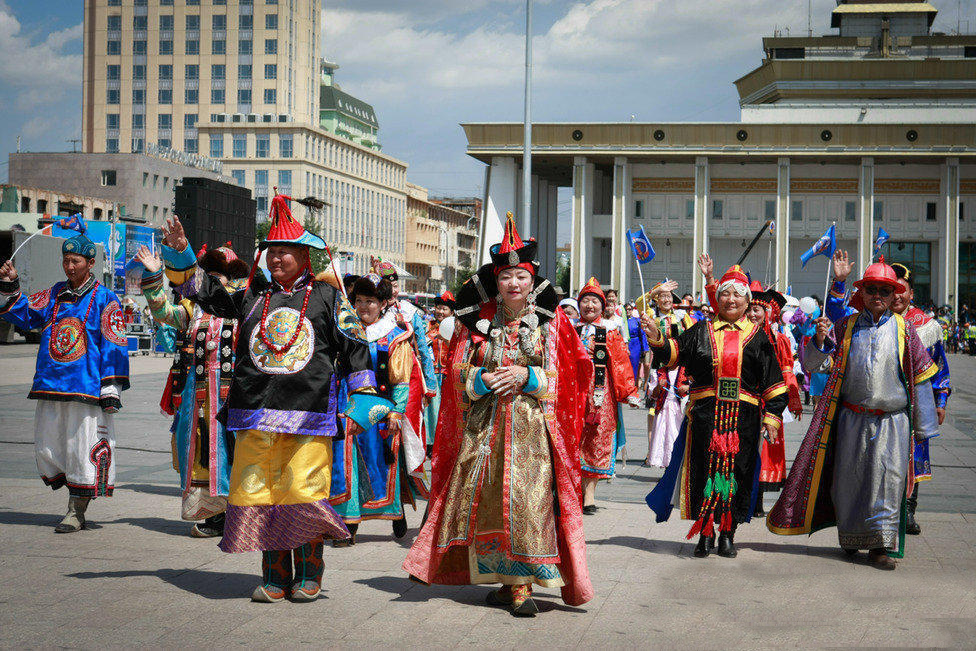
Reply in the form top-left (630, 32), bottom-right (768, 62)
top-left (67, 138), bottom-right (81, 153)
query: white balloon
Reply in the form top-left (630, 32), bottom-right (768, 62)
top-left (439, 316), bottom-right (455, 342)
top-left (799, 296), bottom-right (818, 315)
top-left (784, 294), bottom-right (800, 308)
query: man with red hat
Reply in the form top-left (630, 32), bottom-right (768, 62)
top-left (576, 277), bottom-right (639, 514)
top-left (135, 241), bottom-right (249, 538)
top-left (643, 264), bottom-right (788, 559)
top-left (160, 199), bottom-right (393, 602)
top-left (768, 258), bottom-right (939, 570)
top-left (424, 291), bottom-right (455, 449)
top-left (821, 250), bottom-right (950, 537)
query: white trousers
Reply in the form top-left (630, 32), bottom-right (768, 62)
top-left (34, 400), bottom-right (116, 497)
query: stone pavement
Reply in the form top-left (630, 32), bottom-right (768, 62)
top-left (1, 345), bottom-right (975, 648)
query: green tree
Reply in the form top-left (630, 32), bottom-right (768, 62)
top-left (448, 265), bottom-right (477, 296)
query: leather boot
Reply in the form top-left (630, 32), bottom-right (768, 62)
top-left (290, 540), bottom-right (324, 602)
top-left (693, 534), bottom-right (714, 558)
top-left (717, 533), bottom-right (737, 558)
top-left (333, 522), bottom-right (358, 548)
top-left (55, 496), bottom-right (90, 533)
top-left (511, 584), bottom-right (538, 617)
top-left (906, 485), bottom-right (921, 535)
top-left (392, 516), bottom-right (408, 539)
top-left (252, 550), bottom-right (292, 602)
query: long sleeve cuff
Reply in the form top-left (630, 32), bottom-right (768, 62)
top-left (466, 367), bottom-right (492, 400)
top-left (0, 278), bottom-right (19, 295)
top-left (523, 366), bottom-right (548, 397)
top-left (162, 244), bottom-right (198, 286)
top-left (762, 413), bottom-right (783, 430)
top-left (935, 390), bottom-right (949, 410)
top-left (344, 392), bottom-right (395, 431)
top-left (141, 268), bottom-right (165, 290)
top-left (829, 280), bottom-right (846, 300)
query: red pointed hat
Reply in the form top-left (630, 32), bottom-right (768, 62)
top-left (577, 277), bottom-right (607, 307)
top-left (261, 193), bottom-right (325, 250)
top-left (853, 257), bottom-right (900, 290)
top-left (719, 265), bottom-right (750, 289)
top-left (434, 290), bottom-right (455, 308)
top-left (489, 211), bottom-right (538, 274)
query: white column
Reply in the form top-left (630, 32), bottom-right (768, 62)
top-left (692, 156), bottom-right (710, 297)
top-left (571, 156), bottom-right (595, 293)
top-left (775, 157), bottom-right (791, 291)
top-left (858, 157), bottom-right (875, 278)
top-left (611, 156), bottom-right (630, 302)
top-left (480, 156), bottom-right (517, 264)
top-left (943, 157), bottom-right (960, 311)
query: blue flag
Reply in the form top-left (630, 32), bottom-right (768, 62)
top-left (56, 213), bottom-right (87, 234)
top-left (627, 226), bottom-right (655, 265)
top-left (873, 227), bottom-right (890, 260)
top-left (800, 224), bottom-right (836, 268)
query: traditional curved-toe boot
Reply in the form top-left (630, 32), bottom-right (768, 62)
top-left (510, 584), bottom-right (538, 617)
top-left (693, 534), bottom-right (714, 558)
top-left (486, 585), bottom-right (514, 607)
top-left (868, 548), bottom-right (896, 570)
top-left (717, 533), bottom-right (737, 558)
top-left (332, 522), bottom-right (358, 548)
top-left (290, 540), bottom-right (324, 602)
top-left (55, 497), bottom-right (90, 533)
top-left (252, 550), bottom-right (292, 602)
top-left (906, 486), bottom-right (921, 535)
top-left (190, 513), bottom-right (224, 538)
top-left (392, 516), bottom-right (408, 539)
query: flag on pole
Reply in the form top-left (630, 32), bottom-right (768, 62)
top-left (800, 224), bottom-right (837, 268)
top-left (56, 213), bottom-right (87, 234)
top-left (873, 227), bottom-right (890, 260)
top-left (626, 226), bottom-right (655, 264)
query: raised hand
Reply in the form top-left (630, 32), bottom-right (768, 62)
top-left (0, 259), bottom-right (17, 283)
top-left (832, 249), bottom-right (854, 283)
top-left (697, 253), bottom-right (714, 283)
top-left (162, 215), bottom-right (188, 251)
top-left (640, 312), bottom-right (661, 342)
top-left (661, 279), bottom-right (679, 294)
top-left (135, 245), bottom-right (162, 273)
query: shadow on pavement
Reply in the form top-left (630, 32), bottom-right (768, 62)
top-left (354, 575), bottom-right (471, 603)
top-left (66, 568), bottom-right (257, 599)
top-left (118, 483), bottom-right (182, 497)
top-left (735, 541), bottom-right (848, 561)
top-left (354, 532), bottom-right (416, 548)
top-left (113, 516), bottom-right (188, 537)
top-left (587, 535), bottom-right (686, 555)
top-left (0, 509), bottom-right (102, 530)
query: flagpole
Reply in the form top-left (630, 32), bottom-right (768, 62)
top-left (822, 221), bottom-right (836, 303)
top-left (521, 0), bottom-right (533, 237)
top-left (8, 230), bottom-right (45, 261)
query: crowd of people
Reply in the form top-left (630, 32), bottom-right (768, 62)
top-left (0, 201), bottom-right (951, 615)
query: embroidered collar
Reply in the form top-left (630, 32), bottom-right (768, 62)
top-left (364, 310), bottom-right (399, 342)
top-left (271, 270), bottom-right (311, 295)
top-left (714, 316), bottom-right (749, 330)
top-left (58, 275), bottom-right (96, 300)
top-left (858, 310), bottom-right (891, 328)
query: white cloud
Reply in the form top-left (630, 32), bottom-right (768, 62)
top-left (0, 8), bottom-right (82, 144)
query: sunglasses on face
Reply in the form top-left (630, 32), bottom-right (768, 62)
top-left (863, 285), bottom-right (893, 297)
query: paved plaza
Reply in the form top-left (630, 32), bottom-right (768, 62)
top-left (0, 344), bottom-right (974, 648)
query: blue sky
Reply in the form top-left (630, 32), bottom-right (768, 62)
top-left (2, 0), bottom-right (974, 201)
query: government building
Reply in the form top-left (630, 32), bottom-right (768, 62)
top-left (468, 0), bottom-right (976, 310)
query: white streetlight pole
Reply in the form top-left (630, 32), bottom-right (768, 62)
top-left (522, 0), bottom-right (533, 236)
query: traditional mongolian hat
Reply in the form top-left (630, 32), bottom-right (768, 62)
top-left (62, 234), bottom-right (96, 259)
top-left (648, 280), bottom-right (680, 305)
top-left (716, 264), bottom-right (752, 299)
top-left (372, 257), bottom-right (399, 282)
top-left (260, 194), bottom-right (326, 250)
top-left (197, 241), bottom-right (249, 279)
top-left (853, 258), bottom-right (900, 291)
top-left (454, 212), bottom-right (556, 337)
top-left (433, 291), bottom-right (455, 309)
top-left (577, 277), bottom-right (607, 308)
top-left (749, 280), bottom-right (787, 322)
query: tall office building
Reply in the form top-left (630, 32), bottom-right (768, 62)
top-left (82, 0), bottom-right (321, 155)
top-left (81, 0), bottom-right (407, 272)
